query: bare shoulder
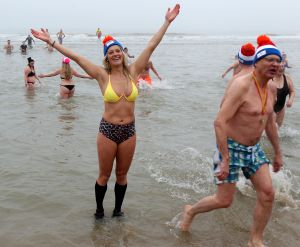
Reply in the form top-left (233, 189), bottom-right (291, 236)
top-left (285, 74), bottom-right (293, 83)
top-left (268, 81), bottom-right (277, 96)
top-left (233, 60), bottom-right (240, 68)
top-left (229, 73), bottom-right (252, 92)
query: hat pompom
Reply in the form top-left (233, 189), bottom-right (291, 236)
top-left (102, 35), bottom-right (114, 45)
top-left (241, 43), bottom-right (255, 56)
top-left (257, 35), bottom-right (275, 47)
top-left (254, 35), bottom-right (281, 63)
top-left (102, 35), bottom-right (123, 56)
top-left (62, 57), bottom-right (71, 64)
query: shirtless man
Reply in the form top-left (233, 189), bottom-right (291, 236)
top-left (57, 29), bottom-right (65, 44)
top-left (24, 35), bottom-right (35, 48)
top-left (4, 40), bottom-right (14, 54)
top-left (181, 35), bottom-right (283, 247)
top-left (138, 60), bottom-right (161, 85)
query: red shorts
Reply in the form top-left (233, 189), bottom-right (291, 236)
top-left (138, 75), bottom-right (152, 85)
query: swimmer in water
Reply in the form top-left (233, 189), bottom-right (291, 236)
top-left (123, 47), bottom-right (134, 58)
top-left (96, 28), bottom-right (102, 40)
top-left (56, 29), bottom-right (65, 45)
top-left (24, 35), bottom-right (35, 48)
top-left (4, 40), bottom-right (14, 54)
top-left (272, 62), bottom-right (295, 127)
top-left (221, 55), bottom-right (241, 79)
top-left (20, 42), bottom-right (28, 54)
top-left (138, 60), bottom-right (161, 85)
top-left (24, 57), bottom-right (40, 89)
top-left (38, 57), bottom-right (92, 99)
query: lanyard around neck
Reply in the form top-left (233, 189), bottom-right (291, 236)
top-left (252, 73), bottom-right (268, 115)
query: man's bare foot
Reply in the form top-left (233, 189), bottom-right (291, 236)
top-left (247, 240), bottom-right (265, 247)
top-left (180, 205), bottom-right (193, 231)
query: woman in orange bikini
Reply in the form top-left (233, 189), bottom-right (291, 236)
top-left (138, 60), bottom-right (162, 86)
top-left (38, 57), bottom-right (92, 99)
top-left (31, 4), bottom-right (180, 218)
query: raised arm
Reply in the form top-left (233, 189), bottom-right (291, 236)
top-left (38, 69), bottom-right (61, 78)
top-left (31, 28), bottom-right (105, 84)
top-left (286, 74), bottom-right (295, 107)
top-left (130, 4), bottom-right (180, 78)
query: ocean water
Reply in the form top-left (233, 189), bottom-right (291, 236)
top-left (0, 33), bottom-right (300, 247)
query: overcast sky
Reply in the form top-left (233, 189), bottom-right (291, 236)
top-left (2, 0), bottom-right (300, 35)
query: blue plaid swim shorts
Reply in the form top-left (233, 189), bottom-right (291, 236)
top-left (214, 138), bottom-right (270, 184)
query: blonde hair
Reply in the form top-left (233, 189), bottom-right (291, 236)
top-left (102, 52), bottom-right (130, 75)
top-left (61, 63), bottom-right (72, 80)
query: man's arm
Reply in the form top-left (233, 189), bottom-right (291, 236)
top-left (221, 64), bottom-right (234, 78)
top-left (214, 78), bottom-right (247, 179)
top-left (265, 111), bottom-right (283, 172)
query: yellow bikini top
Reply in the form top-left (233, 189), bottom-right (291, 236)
top-left (103, 74), bottom-right (138, 103)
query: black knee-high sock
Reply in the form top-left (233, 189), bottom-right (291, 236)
top-left (95, 182), bottom-right (107, 217)
top-left (113, 183), bottom-right (127, 215)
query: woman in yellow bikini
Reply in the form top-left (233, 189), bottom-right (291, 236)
top-left (38, 57), bottom-right (92, 99)
top-left (31, 4), bottom-right (180, 218)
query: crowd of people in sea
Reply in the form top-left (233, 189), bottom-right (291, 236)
top-left (3, 27), bottom-right (162, 97)
top-left (2, 3), bottom-right (297, 247)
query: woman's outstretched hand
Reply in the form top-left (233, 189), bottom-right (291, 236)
top-left (165, 4), bottom-right (180, 23)
top-left (31, 28), bottom-right (51, 44)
